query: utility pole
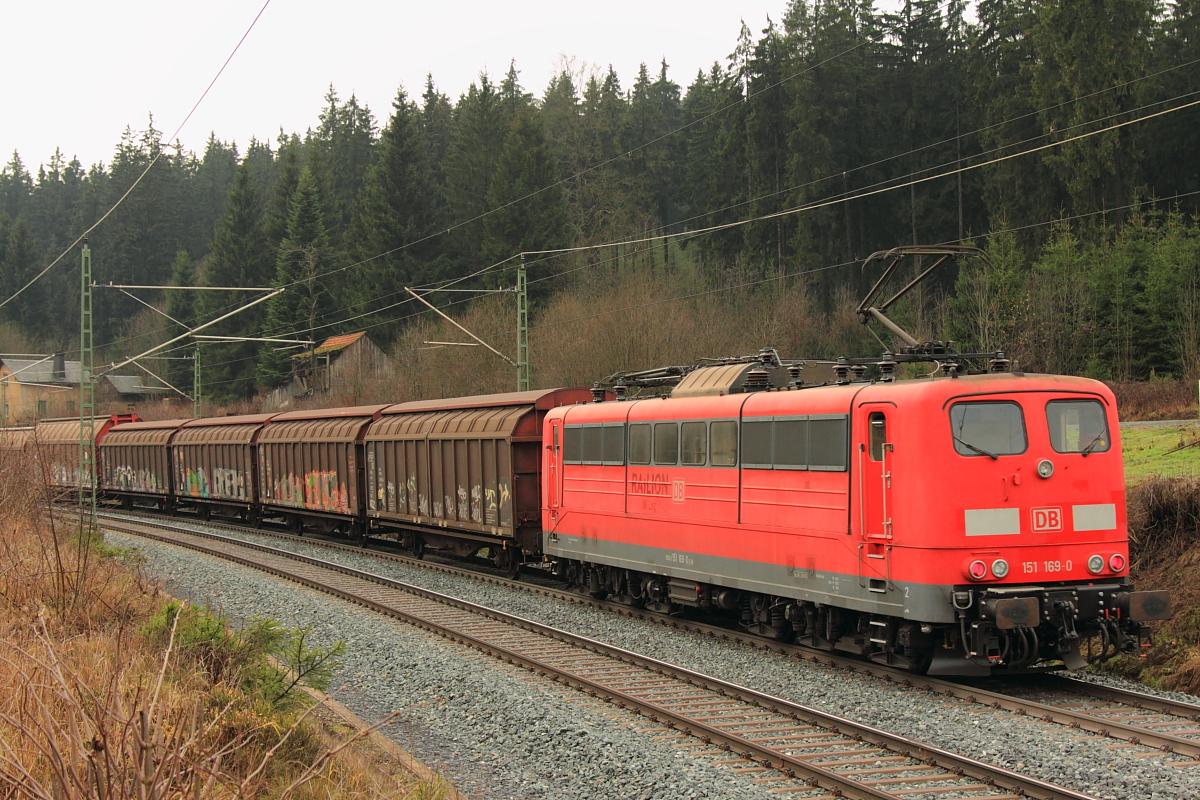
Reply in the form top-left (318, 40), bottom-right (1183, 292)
top-left (193, 343), bottom-right (202, 419)
top-left (517, 256), bottom-right (529, 392)
top-left (79, 238), bottom-right (97, 531)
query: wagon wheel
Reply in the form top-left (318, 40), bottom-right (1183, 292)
top-left (503, 547), bottom-right (523, 581)
top-left (411, 537), bottom-right (425, 561)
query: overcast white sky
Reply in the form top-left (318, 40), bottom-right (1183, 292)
top-left (6, 0), bottom-right (840, 172)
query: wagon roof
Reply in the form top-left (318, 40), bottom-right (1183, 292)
top-left (179, 413), bottom-right (280, 427)
top-left (379, 388), bottom-right (592, 416)
top-left (268, 404), bottom-right (391, 422)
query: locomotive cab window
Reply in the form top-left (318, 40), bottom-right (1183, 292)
top-left (868, 412), bottom-right (886, 461)
top-left (628, 424), bottom-right (651, 465)
top-left (654, 422), bottom-right (679, 465)
top-left (949, 401), bottom-right (1027, 458)
top-left (1046, 399), bottom-right (1109, 454)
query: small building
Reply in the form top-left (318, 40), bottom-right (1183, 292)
top-left (0, 354), bottom-right (176, 426)
top-left (264, 332), bottom-right (394, 409)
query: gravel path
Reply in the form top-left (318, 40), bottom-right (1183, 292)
top-left (109, 522), bottom-right (1200, 800)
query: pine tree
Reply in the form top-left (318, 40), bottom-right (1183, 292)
top-left (420, 75), bottom-right (454, 193)
top-left (96, 119), bottom-right (189, 342)
top-left (480, 105), bottom-right (568, 284)
top-left (1032, 0), bottom-right (1156, 224)
top-left (259, 168), bottom-right (337, 387)
top-left (165, 250), bottom-right (197, 393)
top-left (0, 152), bottom-right (33, 222)
top-left (0, 219), bottom-right (41, 336)
top-left (192, 133), bottom-right (239, 253)
top-left (443, 74), bottom-right (508, 271)
top-left (351, 87), bottom-right (442, 334)
top-left (968, 0), bottom-right (1063, 251)
top-left (198, 161), bottom-right (272, 400)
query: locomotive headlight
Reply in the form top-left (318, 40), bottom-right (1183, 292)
top-left (991, 559), bottom-right (1010, 579)
top-left (968, 560), bottom-right (988, 580)
top-left (1037, 459), bottom-right (1055, 479)
top-left (1087, 554), bottom-right (1105, 574)
top-left (1109, 553), bottom-right (1126, 573)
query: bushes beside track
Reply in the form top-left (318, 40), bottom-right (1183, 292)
top-left (0, 447), bottom-right (448, 798)
top-left (1101, 476), bottom-right (1200, 693)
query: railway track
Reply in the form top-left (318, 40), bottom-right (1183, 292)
top-left (92, 509), bottom-right (1200, 767)
top-left (96, 512), bottom-right (1099, 800)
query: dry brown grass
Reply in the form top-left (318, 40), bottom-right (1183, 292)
top-left (0, 448), bottom-right (449, 799)
top-left (1109, 378), bottom-right (1198, 422)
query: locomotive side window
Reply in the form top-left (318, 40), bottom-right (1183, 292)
top-left (628, 424), bottom-right (651, 465)
top-left (602, 423), bottom-right (626, 464)
top-left (710, 421), bottom-right (738, 466)
top-left (740, 415), bottom-right (848, 472)
top-left (741, 420), bottom-right (773, 467)
top-left (808, 415), bottom-right (849, 471)
top-left (774, 419), bottom-right (808, 469)
top-left (1046, 399), bottom-right (1110, 454)
top-left (949, 401), bottom-right (1027, 457)
top-left (582, 425), bottom-right (604, 464)
top-left (654, 422), bottom-right (679, 465)
top-left (868, 412), bottom-right (886, 461)
top-left (564, 425), bottom-right (584, 463)
top-left (681, 422), bottom-right (707, 465)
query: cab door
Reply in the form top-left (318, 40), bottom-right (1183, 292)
top-left (856, 403), bottom-right (894, 592)
top-left (546, 418), bottom-right (562, 523)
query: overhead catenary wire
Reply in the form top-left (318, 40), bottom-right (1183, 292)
top-left (76, 2), bottom-right (1185, 356)
top-left (77, 49), bottom-right (1200, 362)
top-left (0, 0), bottom-right (273, 312)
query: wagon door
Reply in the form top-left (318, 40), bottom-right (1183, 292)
top-left (856, 402), bottom-right (895, 593)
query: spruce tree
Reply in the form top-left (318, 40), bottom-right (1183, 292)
top-left (165, 250), bottom-right (197, 393)
top-left (443, 74), bottom-right (508, 272)
top-left (259, 168), bottom-right (337, 387)
top-left (480, 106), bottom-right (568, 283)
top-left (198, 161), bottom-right (272, 400)
top-left (352, 88), bottom-right (441, 332)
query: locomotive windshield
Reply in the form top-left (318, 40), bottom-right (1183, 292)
top-left (1046, 399), bottom-right (1110, 454)
top-left (949, 401), bottom-right (1027, 458)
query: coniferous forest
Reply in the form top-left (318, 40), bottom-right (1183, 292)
top-left (2, 0), bottom-right (1200, 404)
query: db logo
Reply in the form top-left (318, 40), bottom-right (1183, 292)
top-left (672, 479), bottom-right (686, 502)
top-left (1032, 507), bottom-right (1062, 532)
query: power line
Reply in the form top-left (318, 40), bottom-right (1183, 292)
top-left (0, 0), bottom-right (273, 312)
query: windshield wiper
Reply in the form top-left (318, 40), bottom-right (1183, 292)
top-left (1080, 429), bottom-right (1109, 456)
top-left (953, 435), bottom-right (998, 460)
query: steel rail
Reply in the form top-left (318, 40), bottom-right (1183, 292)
top-left (90, 508), bottom-right (1200, 762)
top-left (98, 515), bottom-right (1096, 800)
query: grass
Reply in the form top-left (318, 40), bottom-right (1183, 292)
top-left (1120, 421), bottom-right (1200, 484)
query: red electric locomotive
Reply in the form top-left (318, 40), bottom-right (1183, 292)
top-left (541, 247), bottom-right (1170, 675)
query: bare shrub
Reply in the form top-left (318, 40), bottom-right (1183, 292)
top-left (1109, 378), bottom-right (1197, 421)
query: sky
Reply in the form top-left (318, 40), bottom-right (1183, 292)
top-left (2, 0), bottom-right (861, 173)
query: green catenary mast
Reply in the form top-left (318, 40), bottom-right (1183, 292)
top-left (79, 239), bottom-right (97, 530)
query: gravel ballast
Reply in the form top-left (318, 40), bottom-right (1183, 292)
top-left (110, 521), bottom-right (1198, 800)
